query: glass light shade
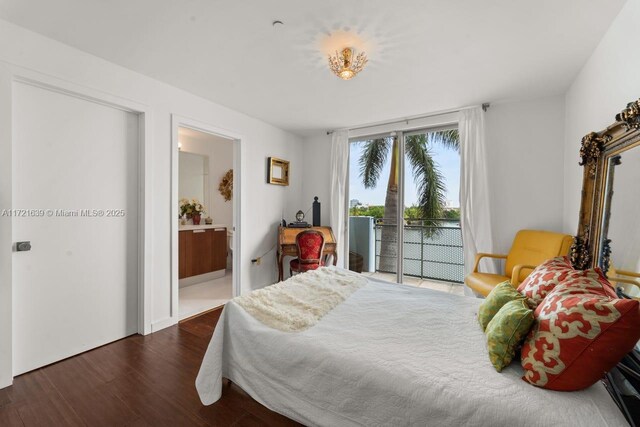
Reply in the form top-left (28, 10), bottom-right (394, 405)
top-left (339, 69), bottom-right (355, 80)
top-left (328, 47), bottom-right (368, 80)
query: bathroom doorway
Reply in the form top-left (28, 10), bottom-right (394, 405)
top-left (172, 120), bottom-right (239, 322)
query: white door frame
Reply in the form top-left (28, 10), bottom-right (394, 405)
top-left (170, 115), bottom-right (242, 321)
top-left (0, 63), bottom-right (153, 387)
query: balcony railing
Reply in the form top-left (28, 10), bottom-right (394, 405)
top-left (375, 219), bottom-right (463, 283)
top-left (350, 217), bottom-right (463, 283)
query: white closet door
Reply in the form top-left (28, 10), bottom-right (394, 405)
top-left (12, 82), bottom-right (139, 375)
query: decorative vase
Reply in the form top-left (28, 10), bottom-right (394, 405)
top-left (192, 213), bottom-right (201, 225)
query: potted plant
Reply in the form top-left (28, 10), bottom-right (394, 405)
top-left (179, 198), bottom-right (206, 225)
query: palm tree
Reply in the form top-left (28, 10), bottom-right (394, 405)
top-left (358, 130), bottom-right (459, 273)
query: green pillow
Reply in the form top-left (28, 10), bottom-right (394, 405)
top-left (485, 299), bottom-right (534, 372)
top-left (477, 281), bottom-right (523, 331)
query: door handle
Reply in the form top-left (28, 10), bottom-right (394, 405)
top-left (16, 241), bottom-right (31, 252)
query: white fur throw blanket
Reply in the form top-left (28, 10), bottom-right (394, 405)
top-left (234, 267), bottom-right (367, 332)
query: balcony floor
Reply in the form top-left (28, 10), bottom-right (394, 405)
top-left (360, 271), bottom-right (465, 296)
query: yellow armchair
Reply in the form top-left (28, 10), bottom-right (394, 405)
top-left (465, 230), bottom-right (574, 297)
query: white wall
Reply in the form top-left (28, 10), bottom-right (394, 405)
top-left (0, 19), bottom-right (303, 387)
top-left (563, 0), bottom-right (640, 233)
top-left (180, 133), bottom-right (234, 231)
top-left (302, 96), bottom-right (567, 260)
top-left (301, 133), bottom-right (333, 227)
top-left (485, 96), bottom-right (566, 254)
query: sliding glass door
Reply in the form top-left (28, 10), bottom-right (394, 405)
top-left (349, 133), bottom-right (401, 282)
top-left (402, 128), bottom-right (463, 285)
top-left (348, 127), bottom-right (462, 285)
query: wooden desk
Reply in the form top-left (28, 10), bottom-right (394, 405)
top-left (277, 226), bottom-right (337, 281)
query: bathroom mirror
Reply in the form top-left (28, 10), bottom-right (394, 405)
top-left (572, 98), bottom-right (640, 277)
top-left (179, 151), bottom-right (210, 213)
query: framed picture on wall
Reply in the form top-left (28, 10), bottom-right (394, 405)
top-left (267, 157), bottom-right (289, 186)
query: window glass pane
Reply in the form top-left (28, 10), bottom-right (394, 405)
top-left (402, 129), bottom-right (464, 294)
top-left (348, 136), bottom-right (398, 282)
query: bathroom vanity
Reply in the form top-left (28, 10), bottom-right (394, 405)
top-left (179, 224), bottom-right (227, 286)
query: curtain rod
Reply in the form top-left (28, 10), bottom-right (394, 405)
top-left (326, 102), bottom-right (490, 135)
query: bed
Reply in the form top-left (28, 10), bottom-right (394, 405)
top-left (196, 268), bottom-right (627, 426)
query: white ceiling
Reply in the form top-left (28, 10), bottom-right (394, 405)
top-left (0, 0), bottom-right (626, 135)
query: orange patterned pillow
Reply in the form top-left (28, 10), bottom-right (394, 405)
top-left (517, 256), bottom-right (615, 305)
top-left (520, 279), bottom-right (640, 391)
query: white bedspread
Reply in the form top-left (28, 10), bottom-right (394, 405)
top-left (196, 271), bottom-right (627, 427)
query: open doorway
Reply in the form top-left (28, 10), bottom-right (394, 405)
top-left (177, 126), bottom-right (235, 320)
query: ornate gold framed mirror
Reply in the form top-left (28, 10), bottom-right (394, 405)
top-left (572, 98), bottom-right (640, 280)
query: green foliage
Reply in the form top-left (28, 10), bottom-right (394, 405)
top-left (405, 134), bottom-right (446, 221)
top-left (355, 130), bottom-right (460, 224)
top-left (353, 130), bottom-right (460, 243)
top-left (349, 204), bottom-right (460, 222)
top-left (443, 208), bottom-right (461, 220)
top-left (349, 205), bottom-right (385, 219)
top-left (428, 129), bottom-right (460, 152)
top-left (404, 204), bottom-right (422, 220)
top-left (358, 138), bottom-right (390, 189)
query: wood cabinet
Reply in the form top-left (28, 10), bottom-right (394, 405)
top-left (179, 227), bottom-right (227, 279)
top-left (211, 229), bottom-right (227, 271)
top-left (179, 230), bottom-right (188, 279)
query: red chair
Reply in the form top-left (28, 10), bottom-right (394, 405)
top-left (290, 230), bottom-right (325, 276)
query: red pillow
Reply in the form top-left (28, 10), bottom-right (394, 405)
top-left (520, 280), bottom-right (640, 391)
top-left (517, 256), bottom-right (615, 305)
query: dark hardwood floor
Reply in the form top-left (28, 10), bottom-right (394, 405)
top-left (0, 308), bottom-right (302, 426)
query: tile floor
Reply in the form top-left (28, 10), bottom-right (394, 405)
top-left (179, 272), bottom-right (233, 320)
top-left (361, 271), bottom-right (465, 296)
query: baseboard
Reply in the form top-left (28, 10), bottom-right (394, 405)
top-left (179, 269), bottom-right (226, 288)
top-left (151, 316), bottom-right (177, 333)
top-left (0, 377), bottom-right (12, 390)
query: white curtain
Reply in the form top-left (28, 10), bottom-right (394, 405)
top-left (459, 108), bottom-right (495, 296)
top-left (329, 130), bottom-right (350, 269)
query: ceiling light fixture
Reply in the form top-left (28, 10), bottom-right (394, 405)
top-left (328, 47), bottom-right (368, 80)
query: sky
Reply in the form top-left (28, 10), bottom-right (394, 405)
top-left (348, 137), bottom-right (460, 208)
